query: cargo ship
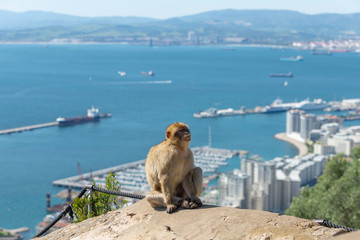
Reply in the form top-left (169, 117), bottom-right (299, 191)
top-left (269, 72), bottom-right (293, 78)
top-left (280, 55), bottom-right (304, 62)
top-left (311, 50), bottom-right (332, 55)
top-left (56, 106), bottom-right (110, 127)
top-left (141, 70), bottom-right (155, 76)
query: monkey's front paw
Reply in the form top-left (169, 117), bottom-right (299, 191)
top-left (166, 204), bottom-right (178, 214)
top-left (181, 198), bottom-right (192, 209)
top-left (188, 197), bottom-right (202, 209)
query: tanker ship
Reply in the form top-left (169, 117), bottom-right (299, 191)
top-left (56, 106), bottom-right (111, 126)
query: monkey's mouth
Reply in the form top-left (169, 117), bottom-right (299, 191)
top-left (183, 135), bottom-right (191, 141)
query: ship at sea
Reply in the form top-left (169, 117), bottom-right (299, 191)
top-left (56, 106), bottom-right (111, 126)
top-left (141, 70), bottom-right (155, 76)
top-left (311, 50), bottom-right (332, 55)
top-left (118, 71), bottom-right (127, 76)
top-left (280, 56), bottom-right (304, 62)
top-left (269, 72), bottom-right (293, 78)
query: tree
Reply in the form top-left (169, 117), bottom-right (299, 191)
top-left (286, 146), bottom-right (360, 229)
top-left (72, 172), bottom-right (127, 223)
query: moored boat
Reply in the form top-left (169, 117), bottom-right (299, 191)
top-left (194, 108), bottom-right (219, 118)
top-left (295, 98), bottom-right (329, 111)
top-left (56, 106), bottom-right (101, 126)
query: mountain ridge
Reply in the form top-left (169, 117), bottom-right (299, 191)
top-left (0, 9), bottom-right (359, 44)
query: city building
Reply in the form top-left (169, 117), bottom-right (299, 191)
top-left (314, 125), bottom-right (360, 156)
top-left (218, 154), bottom-right (328, 213)
top-left (187, 31), bottom-right (195, 42)
top-left (286, 109), bottom-right (344, 143)
top-left (300, 113), bottom-right (316, 140)
top-left (218, 169), bottom-right (249, 208)
top-left (286, 109), bottom-right (301, 134)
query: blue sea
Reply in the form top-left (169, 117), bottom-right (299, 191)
top-left (0, 44), bottom-right (359, 238)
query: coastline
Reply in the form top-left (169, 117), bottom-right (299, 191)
top-left (274, 132), bottom-right (308, 156)
top-left (0, 41), bottom-right (290, 48)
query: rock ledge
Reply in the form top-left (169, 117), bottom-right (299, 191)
top-left (38, 199), bottom-right (359, 240)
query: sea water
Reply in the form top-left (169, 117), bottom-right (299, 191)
top-left (0, 44), bottom-right (359, 238)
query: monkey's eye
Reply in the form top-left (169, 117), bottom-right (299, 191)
top-left (177, 129), bottom-right (190, 134)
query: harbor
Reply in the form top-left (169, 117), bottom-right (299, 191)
top-left (194, 98), bottom-right (360, 118)
top-left (53, 146), bottom-right (249, 195)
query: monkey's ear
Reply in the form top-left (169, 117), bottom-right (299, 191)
top-left (166, 131), bottom-right (171, 139)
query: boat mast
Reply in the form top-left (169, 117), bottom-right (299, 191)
top-left (208, 125), bottom-right (212, 147)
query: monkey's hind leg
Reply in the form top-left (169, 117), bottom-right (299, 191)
top-left (146, 190), bottom-right (166, 208)
top-left (193, 167), bottom-right (203, 197)
top-left (181, 167), bottom-right (203, 209)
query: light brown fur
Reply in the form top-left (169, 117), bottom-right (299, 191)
top-left (145, 122), bottom-right (203, 213)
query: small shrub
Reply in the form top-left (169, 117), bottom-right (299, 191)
top-left (72, 172), bottom-right (127, 222)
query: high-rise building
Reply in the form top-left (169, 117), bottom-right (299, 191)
top-left (188, 31), bottom-right (195, 42)
top-left (274, 170), bottom-right (301, 213)
top-left (218, 154), bottom-right (328, 213)
top-left (300, 113), bottom-right (317, 140)
top-left (241, 156), bottom-right (276, 211)
top-left (218, 169), bottom-right (249, 208)
top-left (286, 110), bottom-right (302, 134)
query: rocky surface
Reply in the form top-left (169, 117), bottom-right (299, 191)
top-left (37, 199), bottom-right (359, 240)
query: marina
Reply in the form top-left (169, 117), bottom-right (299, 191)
top-left (53, 146), bottom-right (248, 195)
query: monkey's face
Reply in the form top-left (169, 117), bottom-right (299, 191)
top-left (175, 127), bottom-right (191, 142)
top-left (166, 122), bottom-right (191, 143)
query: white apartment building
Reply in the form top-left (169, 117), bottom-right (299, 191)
top-left (218, 169), bottom-right (249, 208)
top-left (314, 125), bottom-right (360, 156)
top-left (218, 154), bottom-right (327, 213)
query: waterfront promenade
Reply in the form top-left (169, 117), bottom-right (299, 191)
top-left (274, 132), bottom-right (308, 156)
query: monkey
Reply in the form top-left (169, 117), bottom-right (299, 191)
top-left (145, 122), bottom-right (203, 213)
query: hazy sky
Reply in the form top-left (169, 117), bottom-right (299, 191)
top-left (0, 0), bottom-right (359, 19)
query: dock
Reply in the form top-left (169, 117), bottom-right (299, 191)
top-left (3, 227), bottom-right (30, 234)
top-left (0, 122), bottom-right (58, 135)
top-left (0, 111), bottom-right (112, 136)
top-left (53, 146), bottom-right (247, 195)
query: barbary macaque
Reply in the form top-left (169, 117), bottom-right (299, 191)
top-left (145, 122), bottom-right (203, 213)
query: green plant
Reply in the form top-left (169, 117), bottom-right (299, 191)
top-left (286, 146), bottom-right (360, 229)
top-left (0, 229), bottom-right (11, 237)
top-left (72, 172), bottom-right (127, 223)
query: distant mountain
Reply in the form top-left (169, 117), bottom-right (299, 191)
top-left (0, 9), bottom-right (359, 44)
top-left (0, 10), bottom-right (157, 30)
top-left (174, 9), bottom-right (360, 33)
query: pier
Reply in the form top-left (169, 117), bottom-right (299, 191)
top-left (0, 111), bottom-right (112, 136)
top-left (0, 122), bottom-right (58, 135)
top-left (53, 146), bottom-right (248, 194)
